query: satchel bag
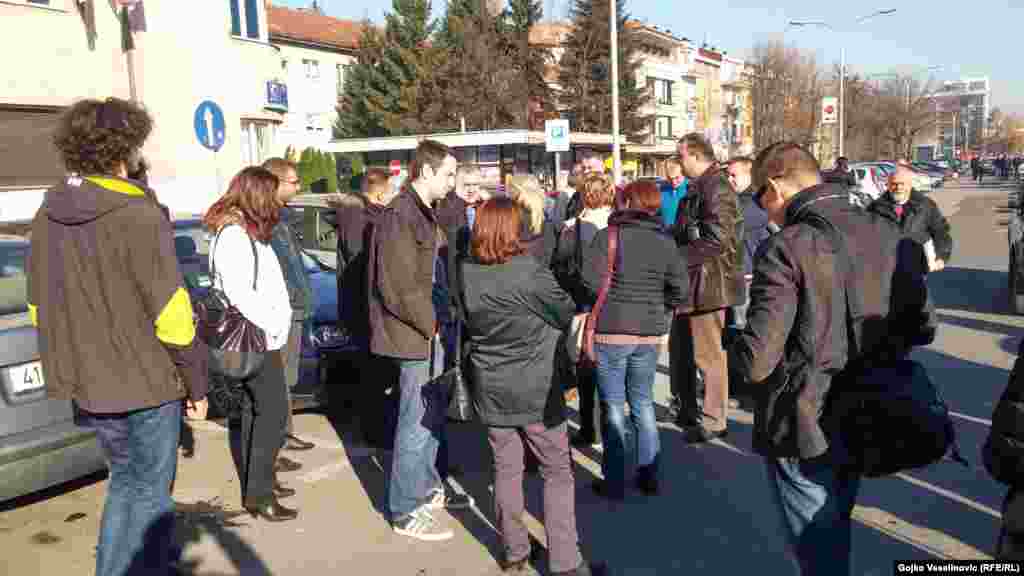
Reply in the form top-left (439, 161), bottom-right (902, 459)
top-left (582, 225), bottom-right (620, 366)
top-left (195, 226), bottom-right (268, 383)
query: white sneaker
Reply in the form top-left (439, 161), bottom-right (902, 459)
top-left (392, 508), bottom-right (453, 542)
top-left (427, 488), bottom-right (474, 510)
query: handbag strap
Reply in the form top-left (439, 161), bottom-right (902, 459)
top-left (587, 225), bottom-right (620, 333)
top-left (210, 224), bottom-right (260, 291)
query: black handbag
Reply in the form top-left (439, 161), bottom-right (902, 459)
top-left (433, 243), bottom-right (475, 423)
top-left (195, 226), bottom-right (268, 383)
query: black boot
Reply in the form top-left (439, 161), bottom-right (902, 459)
top-left (635, 457), bottom-right (660, 496)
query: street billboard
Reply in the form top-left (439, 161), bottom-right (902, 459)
top-left (821, 97), bottom-right (838, 125)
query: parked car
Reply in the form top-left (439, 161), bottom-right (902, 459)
top-left (0, 234), bottom-right (106, 502)
top-left (850, 165), bottom-right (885, 205)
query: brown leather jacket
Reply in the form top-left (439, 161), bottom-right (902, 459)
top-left (367, 186), bottom-right (439, 360)
top-left (673, 165), bottom-right (745, 313)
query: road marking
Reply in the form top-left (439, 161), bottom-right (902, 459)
top-left (893, 472), bottom-right (1001, 520)
top-left (296, 460), bottom-right (353, 484)
top-left (851, 506), bottom-right (991, 560)
top-left (949, 411), bottom-right (992, 427)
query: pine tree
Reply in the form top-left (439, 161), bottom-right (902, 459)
top-left (324, 152), bottom-right (338, 194)
top-left (298, 148), bottom-right (316, 190)
top-left (503, 0), bottom-right (552, 129)
top-left (557, 0), bottom-right (649, 138)
top-left (433, 0), bottom-right (524, 131)
top-left (375, 0), bottom-right (444, 135)
top-left (336, 22), bottom-right (390, 138)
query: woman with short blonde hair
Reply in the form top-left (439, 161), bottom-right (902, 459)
top-left (506, 175), bottom-right (545, 235)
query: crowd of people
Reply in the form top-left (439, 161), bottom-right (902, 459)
top-left (25, 95), bottom-right (999, 576)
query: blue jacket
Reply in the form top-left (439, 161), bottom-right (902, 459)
top-left (738, 190), bottom-right (771, 277)
top-left (270, 207), bottom-right (313, 319)
top-left (659, 178), bottom-right (687, 229)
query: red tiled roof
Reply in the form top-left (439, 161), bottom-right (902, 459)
top-left (267, 5), bottom-right (369, 51)
top-left (529, 22), bottom-right (572, 47)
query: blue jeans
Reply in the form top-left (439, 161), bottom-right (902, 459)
top-left (764, 452), bottom-right (862, 575)
top-left (79, 400), bottom-right (182, 576)
top-left (389, 358), bottom-right (445, 519)
top-left (595, 342), bottom-right (660, 497)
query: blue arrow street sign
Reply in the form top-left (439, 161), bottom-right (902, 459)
top-left (193, 100), bottom-right (225, 152)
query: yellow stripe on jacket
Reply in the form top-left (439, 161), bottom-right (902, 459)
top-left (28, 303), bottom-right (38, 326)
top-left (155, 287), bottom-right (196, 346)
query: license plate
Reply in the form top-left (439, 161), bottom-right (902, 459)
top-left (9, 361), bottom-right (45, 395)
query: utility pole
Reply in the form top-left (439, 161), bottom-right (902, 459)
top-left (609, 0), bottom-right (622, 184)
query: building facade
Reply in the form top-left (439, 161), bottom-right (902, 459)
top-left (267, 5), bottom-right (359, 157)
top-left (927, 77), bottom-right (991, 160)
top-left (1, 0), bottom-right (287, 219)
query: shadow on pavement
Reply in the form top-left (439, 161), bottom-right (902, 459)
top-left (173, 497), bottom-right (273, 576)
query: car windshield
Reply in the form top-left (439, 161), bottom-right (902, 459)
top-left (0, 243), bottom-right (29, 317)
top-left (173, 222), bottom-right (213, 291)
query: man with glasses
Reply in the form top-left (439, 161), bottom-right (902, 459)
top-left (730, 143), bottom-right (933, 574)
top-left (866, 166), bottom-right (953, 273)
top-left (264, 159), bottom-right (317, 470)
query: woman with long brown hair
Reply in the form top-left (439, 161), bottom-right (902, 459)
top-left (459, 198), bottom-right (605, 576)
top-left (203, 166), bottom-right (297, 522)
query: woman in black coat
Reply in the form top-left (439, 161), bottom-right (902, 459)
top-left (459, 198), bottom-right (602, 576)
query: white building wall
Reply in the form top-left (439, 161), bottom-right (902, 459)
top-left (274, 43), bottom-right (355, 156)
top-left (1, 0), bottom-right (284, 219)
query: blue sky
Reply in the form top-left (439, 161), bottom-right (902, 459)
top-left (277, 0), bottom-right (1022, 114)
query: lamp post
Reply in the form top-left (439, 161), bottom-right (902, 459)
top-left (609, 0), bottom-right (622, 185)
top-left (788, 9), bottom-right (896, 158)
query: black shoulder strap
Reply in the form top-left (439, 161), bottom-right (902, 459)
top-left (574, 216), bottom-right (583, 270)
top-left (210, 224), bottom-right (260, 291)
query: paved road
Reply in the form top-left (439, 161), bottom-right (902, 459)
top-left (1, 178), bottom-right (1021, 575)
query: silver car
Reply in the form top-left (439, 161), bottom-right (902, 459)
top-left (0, 235), bottom-right (105, 502)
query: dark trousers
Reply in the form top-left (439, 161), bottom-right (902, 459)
top-left (669, 313), bottom-right (699, 425)
top-left (229, 353), bottom-right (289, 507)
top-left (281, 316), bottom-right (303, 436)
top-left (357, 352), bottom-right (399, 450)
top-left (488, 422), bottom-right (583, 574)
top-left (575, 363), bottom-right (601, 439)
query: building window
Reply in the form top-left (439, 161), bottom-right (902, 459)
top-left (229, 0), bottom-right (261, 39)
top-left (304, 59), bottom-right (320, 80)
top-left (649, 78), bottom-right (672, 106)
top-left (655, 116), bottom-right (673, 140)
top-left (241, 120), bottom-right (274, 166)
top-left (0, 107), bottom-right (64, 188)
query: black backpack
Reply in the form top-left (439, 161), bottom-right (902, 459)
top-left (804, 212), bottom-right (966, 477)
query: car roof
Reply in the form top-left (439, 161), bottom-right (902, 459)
top-left (0, 235), bottom-right (28, 245)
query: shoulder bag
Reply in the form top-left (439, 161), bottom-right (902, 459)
top-left (195, 226), bottom-right (268, 384)
top-left (431, 248), bottom-right (475, 423)
top-left (581, 225), bottom-right (620, 367)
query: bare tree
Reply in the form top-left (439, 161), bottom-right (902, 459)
top-left (749, 41), bottom-right (823, 150)
top-left (869, 75), bottom-right (939, 160)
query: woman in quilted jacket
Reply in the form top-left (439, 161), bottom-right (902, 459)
top-left (984, 341), bottom-right (1024, 559)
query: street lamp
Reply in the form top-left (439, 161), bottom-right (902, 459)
top-left (609, 0), bottom-right (622, 185)
top-left (788, 8), bottom-right (897, 158)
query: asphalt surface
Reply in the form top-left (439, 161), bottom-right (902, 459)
top-left (0, 178), bottom-right (1021, 575)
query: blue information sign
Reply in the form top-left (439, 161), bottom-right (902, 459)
top-left (194, 100), bottom-right (226, 152)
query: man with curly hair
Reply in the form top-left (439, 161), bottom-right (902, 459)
top-left (27, 97), bottom-right (208, 576)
